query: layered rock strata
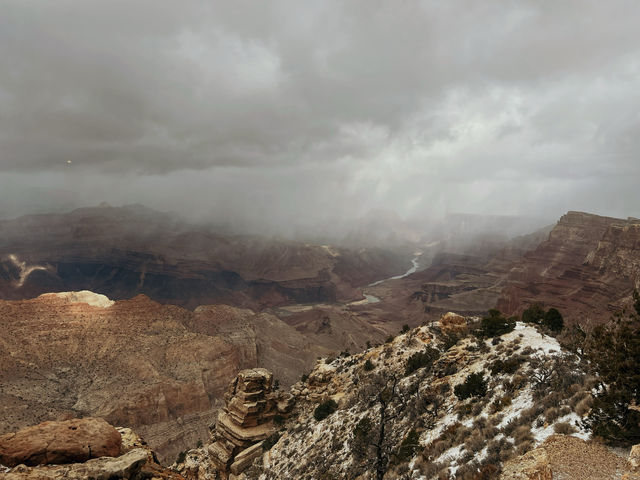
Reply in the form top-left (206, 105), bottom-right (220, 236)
top-left (497, 212), bottom-right (640, 323)
top-left (0, 293), bottom-right (257, 463)
top-left (207, 369), bottom-right (294, 478)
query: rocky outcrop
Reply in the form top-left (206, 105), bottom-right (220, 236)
top-left (2, 449), bottom-right (150, 480)
top-left (0, 418), bottom-right (121, 467)
top-left (1, 422), bottom-right (184, 480)
top-left (438, 311), bottom-right (467, 334)
top-left (207, 369), bottom-right (293, 477)
top-left (501, 448), bottom-right (552, 480)
top-left (497, 212), bottom-right (640, 324)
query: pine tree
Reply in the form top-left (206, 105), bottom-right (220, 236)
top-left (585, 294), bottom-right (640, 445)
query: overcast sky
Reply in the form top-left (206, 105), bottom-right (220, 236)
top-left (1, 1), bottom-right (639, 234)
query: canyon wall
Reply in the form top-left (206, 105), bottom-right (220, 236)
top-left (497, 211), bottom-right (640, 323)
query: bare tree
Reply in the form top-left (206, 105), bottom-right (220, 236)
top-left (350, 370), bottom-right (423, 480)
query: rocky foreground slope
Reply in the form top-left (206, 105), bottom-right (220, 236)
top-left (0, 204), bottom-right (412, 309)
top-left (172, 314), bottom-right (640, 479)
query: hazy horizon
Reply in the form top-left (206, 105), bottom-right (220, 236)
top-left (1, 1), bottom-right (639, 235)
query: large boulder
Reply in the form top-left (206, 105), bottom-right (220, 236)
top-left (438, 312), bottom-right (467, 334)
top-left (2, 448), bottom-right (149, 480)
top-left (0, 418), bottom-right (122, 467)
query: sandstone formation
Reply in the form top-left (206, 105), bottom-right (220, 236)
top-left (207, 368), bottom-right (293, 478)
top-left (1, 422), bottom-right (185, 480)
top-left (497, 212), bottom-right (640, 324)
top-left (0, 204), bottom-right (412, 309)
top-left (438, 311), bottom-right (467, 334)
top-left (0, 418), bottom-right (121, 467)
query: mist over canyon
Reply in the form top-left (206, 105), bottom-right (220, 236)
top-left (3, 1), bottom-right (640, 478)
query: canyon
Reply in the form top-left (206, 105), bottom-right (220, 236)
top-left (0, 204), bottom-right (412, 310)
top-left (2, 206), bottom-right (640, 476)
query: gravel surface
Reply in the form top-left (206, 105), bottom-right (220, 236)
top-left (544, 435), bottom-right (639, 480)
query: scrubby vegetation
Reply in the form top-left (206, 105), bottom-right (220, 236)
top-left (522, 304), bottom-right (564, 332)
top-left (404, 347), bottom-right (439, 376)
top-left (454, 372), bottom-right (487, 400)
top-left (314, 399), bottom-right (338, 421)
top-left (262, 432), bottom-right (282, 451)
top-left (584, 299), bottom-right (640, 445)
top-left (480, 309), bottom-right (516, 337)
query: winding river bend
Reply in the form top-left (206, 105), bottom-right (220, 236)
top-left (368, 254), bottom-right (421, 287)
top-left (278, 252), bottom-right (424, 312)
top-left (348, 253), bottom-right (423, 305)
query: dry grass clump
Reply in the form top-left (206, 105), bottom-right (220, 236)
top-left (485, 437), bottom-right (515, 464)
top-left (554, 421), bottom-right (577, 435)
top-left (575, 396), bottom-right (593, 416)
top-left (464, 431), bottom-right (486, 453)
top-left (544, 406), bottom-right (560, 423)
top-left (513, 425), bottom-right (534, 445)
top-left (519, 405), bottom-right (543, 424)
top-left (516, 439), bottom-right (535, 456)
top-left (422, 440), bottom-right (448, 460)
top-left (489, 394), bottom-right (512, 414)
top-left (415, 457), bottom-right (445, 477)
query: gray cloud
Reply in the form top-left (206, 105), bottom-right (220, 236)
top-left (1, 0), bottom-right (639, 232)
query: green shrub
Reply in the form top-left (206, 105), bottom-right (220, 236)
top-left (404, 347), bottom-right (439, 376)
top-left (542, 308), bottom-right (564, 332)
top-left (262, 432), bottom-right (281, 451)
top-left (176, 450), bottom-right (186, 464)
top-left (401, 324), bottom-right (410, 334)
top-left (481, 309), bottom-right (516, 337)
top-left (314, 399), bottom-right (338, 421)
top-left (363, 359), bottom-right (375, 371)
top-left (522, 303), bottom-right (545, 324)
top-left (489, 357), bottom-right (523, 375)
top-left (454, 372), bottom-right (487, 400)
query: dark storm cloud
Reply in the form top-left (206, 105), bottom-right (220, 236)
top-left (1, 0), bottom-right (639, 229)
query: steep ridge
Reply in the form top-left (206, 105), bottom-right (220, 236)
top-left (0, 205), bottom-right (412, 309)
top-left (497, 211), bottom-right (640, 323)
top-left (176, 315), bottom-right (630, 479)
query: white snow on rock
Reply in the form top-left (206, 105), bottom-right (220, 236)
top-left (38, 290), bottom-right (115, 308)
top-left (494, 322), bottom-right (561, 356)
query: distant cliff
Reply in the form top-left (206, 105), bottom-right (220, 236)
top-left (497, 211), bottom-right (640, 323)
